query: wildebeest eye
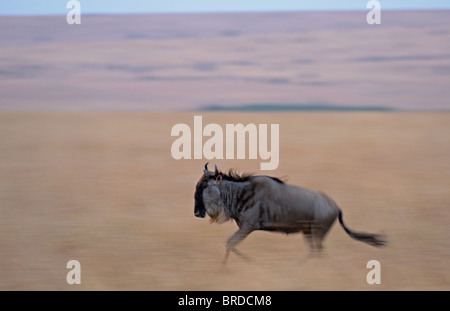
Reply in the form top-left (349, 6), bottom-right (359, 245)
top-left (215, 174), bottom-right (223, 183)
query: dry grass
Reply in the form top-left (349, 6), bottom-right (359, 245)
top-left (0, 111), bottom-right (449, 290)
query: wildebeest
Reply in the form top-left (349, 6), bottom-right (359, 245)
top-left (194, 163), bottom-right (386, 264)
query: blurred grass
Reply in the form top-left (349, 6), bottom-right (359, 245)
top-left (0, 111), bottom-right (449, 290)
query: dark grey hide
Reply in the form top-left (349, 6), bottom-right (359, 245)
top-left (194, 163), bottom-right (386, 264)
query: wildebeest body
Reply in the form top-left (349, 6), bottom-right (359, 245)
top-left (195, 163), bottom-right (386, 264)
top-left (238, 177), bottom-right (332, 231)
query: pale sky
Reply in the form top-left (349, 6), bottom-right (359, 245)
top-left (0, 0), bottom-right (449, 16)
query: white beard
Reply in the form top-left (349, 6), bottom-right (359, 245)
top-left (205, 203), bottom-right (231, 224)
top-left (202, 185), bottom-right (231, 224)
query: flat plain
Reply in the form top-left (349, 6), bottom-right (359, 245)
top-left (1, 11), bottom-right (450, 111)
top-left (0, 111), bottom-right (448, 290)
top-left (1, 9), bottom-right (449, 290)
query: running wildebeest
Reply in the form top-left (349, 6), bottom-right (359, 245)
top-left (194, 163), bottom-right (386, 264)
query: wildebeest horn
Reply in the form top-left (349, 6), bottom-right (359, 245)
top-left (214, 164), bottom-right (218, 175)
top-left (204, 162), bottom-right (214, 176)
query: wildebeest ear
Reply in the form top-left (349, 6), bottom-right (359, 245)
top-left (214, 174), bottom-right (223, 183)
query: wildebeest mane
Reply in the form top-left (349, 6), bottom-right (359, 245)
top-left (222, 169), bottom-right (285, 184)
top-left (221, 170), bottom-right (253, 182)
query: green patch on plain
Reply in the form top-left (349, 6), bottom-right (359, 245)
top-left (200, 104), bottom-right (396, 112)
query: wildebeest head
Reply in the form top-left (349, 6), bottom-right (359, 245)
top-left (194, 162), bottom-right (223, 218)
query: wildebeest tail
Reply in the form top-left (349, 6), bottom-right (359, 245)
top-left (338, 210), bottom-right (387, 247)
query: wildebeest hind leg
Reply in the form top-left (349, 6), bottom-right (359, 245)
top-left (298, 220), bottom-right (334, 265)
top-left (298, 232), bottom-right (319, 264)
top-left (223, 227), bottom-right (253, 265)
top-left (311, 217), bottom-right (336, 255)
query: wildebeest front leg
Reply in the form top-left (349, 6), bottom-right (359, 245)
top-left (223, 227), bottom-right (253, 265)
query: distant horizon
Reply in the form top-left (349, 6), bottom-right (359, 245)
top-left (1, 9), bottom-right (449, 111)
top-left (1, 0), bottom-right (450, 16)
top-left (2, 8), bottom-right (450, 17)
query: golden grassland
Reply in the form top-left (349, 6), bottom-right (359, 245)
top-left (0, 111), bottom-right (449, 290)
